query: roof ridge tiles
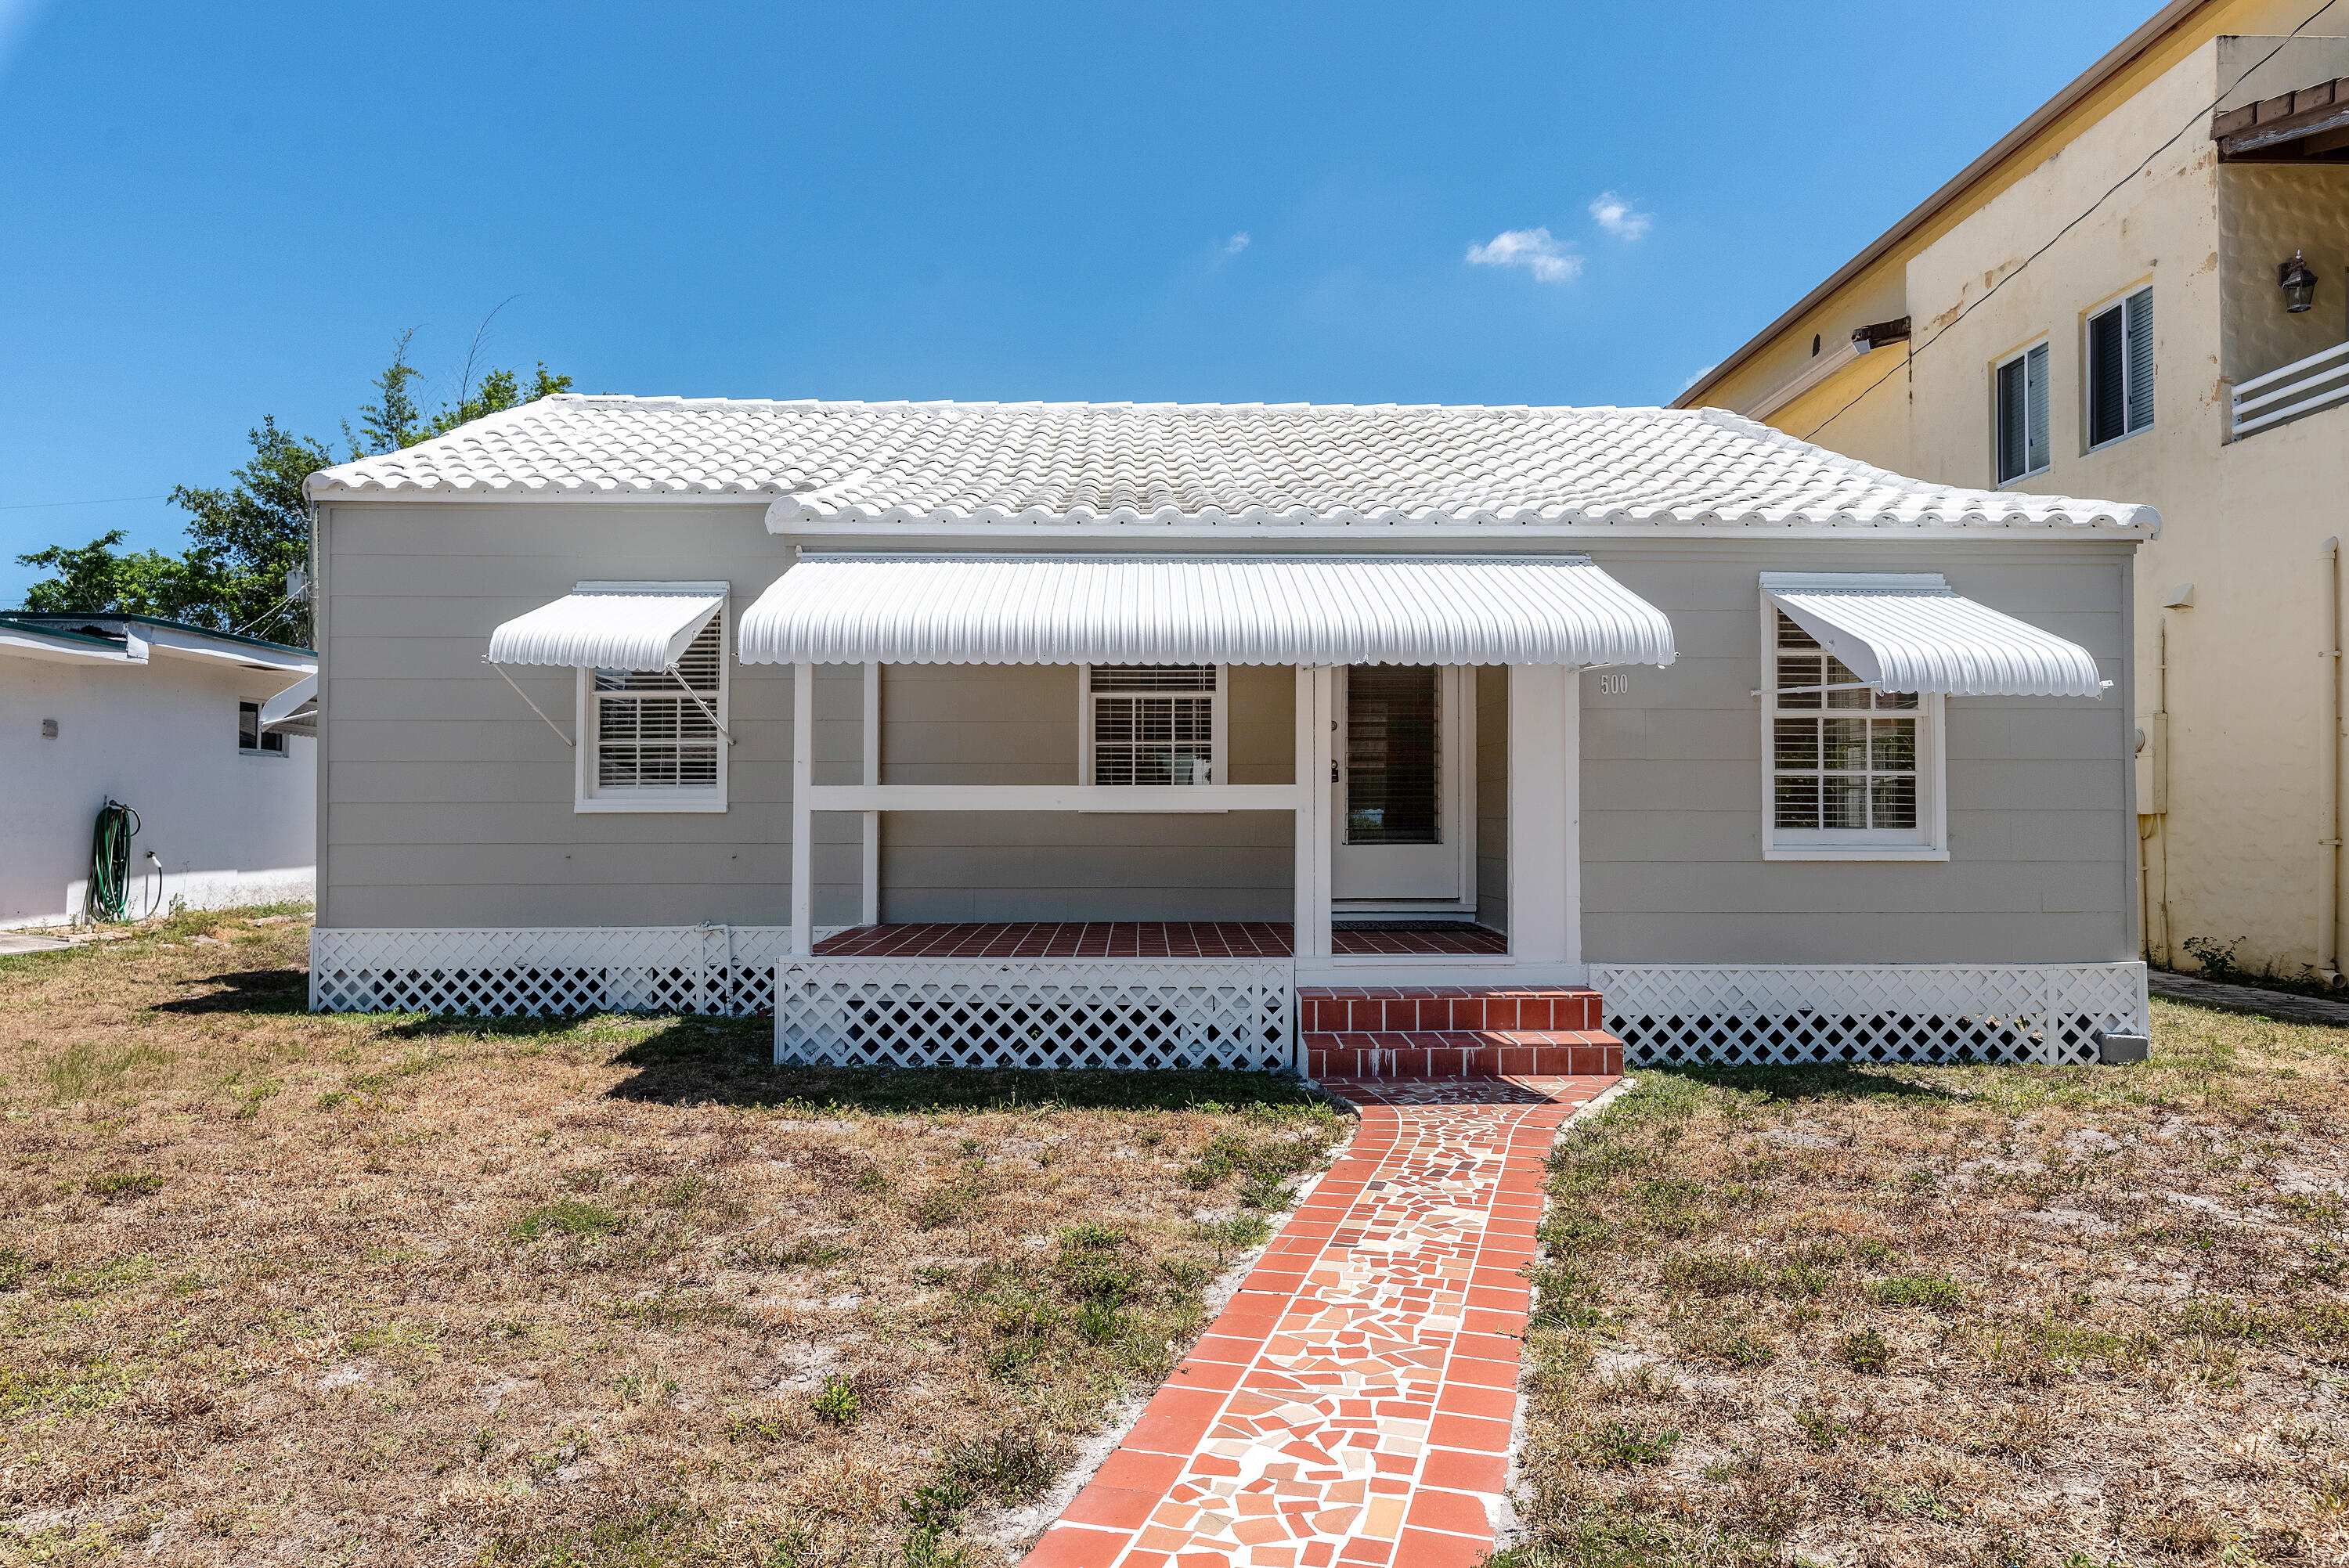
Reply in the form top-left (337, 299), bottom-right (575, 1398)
top-left (304, 393), bottom-right (2159, 533)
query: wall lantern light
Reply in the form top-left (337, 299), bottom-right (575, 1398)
top-left (2280, 250), bottom-right (2319, 313)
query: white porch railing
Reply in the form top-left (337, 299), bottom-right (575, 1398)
top-left (2232, 339), bottom-right (2349, 438)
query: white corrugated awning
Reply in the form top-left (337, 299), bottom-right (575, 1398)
top-left (486, 581), bottom-right (728, 670)
top-left (737, 553), bottom-right (1676, 667)
top-left (1763, 572), bottom-right (2106, 697)
top-left (258, 673), bottom-right (317, 737)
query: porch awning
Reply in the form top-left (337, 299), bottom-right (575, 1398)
top-left (1763, 572), bottom-right (2106, 697)
top-left (485, 581), bottom-right (728, 670)
top-left (737, 553), bottom-right (1676, 667)
top-left (258, 673), bottom-right (317, 737)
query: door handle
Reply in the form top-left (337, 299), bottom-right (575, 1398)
top-left (1330, 761), bottom-right (1340, 784)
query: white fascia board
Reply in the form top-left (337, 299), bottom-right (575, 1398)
top-left (0, 629), bottom-right (135, 665)
top-left (140, 625), bottom-right (316, 674)
top-left (1738, 336), bottom-right (1868, 420)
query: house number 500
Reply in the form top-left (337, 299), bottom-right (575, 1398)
top-left (1596, 672), bottom-right (1629, 695)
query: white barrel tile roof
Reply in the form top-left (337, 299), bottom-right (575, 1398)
top-left (305, 395), bottom-right (2157, 532)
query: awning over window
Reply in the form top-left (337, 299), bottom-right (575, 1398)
top-left (1763, 572), bottom-right (2106, 697)
top-left (486, 582), bottom-right (728, 671)
top-left (258, 673), bottom-right (317, 737)
top-left (738, 553), bottom-right (1676, 667)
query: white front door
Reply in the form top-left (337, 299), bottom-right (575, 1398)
top-left (1330, 665), bottom-right (1473, 905)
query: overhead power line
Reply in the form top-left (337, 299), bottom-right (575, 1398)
top-left (1799, 0), bottom-right (2344, 445)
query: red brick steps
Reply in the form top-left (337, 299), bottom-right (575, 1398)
top-left (1298, 984), bottom-right (1622, 1080)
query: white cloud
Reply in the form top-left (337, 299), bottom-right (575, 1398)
top-left (1464, 227), bottom-right (1582, 284)
top-left (1676, 362), bottom-right (1719, 395)
top-left (1223, 232), bottom-right (1251, 254)
top-left (1588, 191), bottom-right (1652, 241)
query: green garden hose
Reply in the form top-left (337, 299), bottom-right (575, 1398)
top-left (85, 799), bottom-right (141, 924)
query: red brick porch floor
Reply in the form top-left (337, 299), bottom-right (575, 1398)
top-left (811, 921), bottom-right (1510, 959)
top-left (1020, 1072), bottom-right (1618, 1568)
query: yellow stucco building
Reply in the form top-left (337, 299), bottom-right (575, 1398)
top-left (1680, 0), bottom-right (2349, 985)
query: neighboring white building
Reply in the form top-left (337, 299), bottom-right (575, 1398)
top-left (0, 612), bottom-right (316, 926)
top-left (295, 395), bottom-right (2158, 1071)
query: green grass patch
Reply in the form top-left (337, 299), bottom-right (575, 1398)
top-left (508, 1199), bottom-right (624, 1242)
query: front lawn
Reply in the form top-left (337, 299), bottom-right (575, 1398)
top-left (1505, 1000), bottom-right (2349, 1567)
top-left (0, 907), bottom-right (1345, 1566)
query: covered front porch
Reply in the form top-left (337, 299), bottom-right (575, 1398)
top-left (749, 551), bottom-right (1676, 1068)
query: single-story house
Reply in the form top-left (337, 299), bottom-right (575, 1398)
top-left (299, 395), bottom-right (2156, 1070)
top-left (1, 611), bottom-right (316, 926)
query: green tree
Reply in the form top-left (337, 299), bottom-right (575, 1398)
top-left (14, 328), bottom-right (572, 643)
top-left (14, 531), bottom-right (230, 622)
top-left (164, 416), bottom-right (335, 643)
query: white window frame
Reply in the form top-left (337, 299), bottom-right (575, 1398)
top-left (2083, 283), bottom-right (2154, 453)
top-left (575, 597), bottom-right (730, 815)
top-left (1992, 338), bottom-right (2051, 487)
top-left (237, 700), bottom-right (288, 758)
top-left (1077, 664), bottom-right (1229, 794)
top-left (1758, 594), bottom-right (1947, 863)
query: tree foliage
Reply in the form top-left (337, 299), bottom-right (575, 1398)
top-left (13, 328), bottom-right (572, 646)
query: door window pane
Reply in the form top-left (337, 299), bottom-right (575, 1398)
top-left (1346, 665), bottom-right (1438, 844)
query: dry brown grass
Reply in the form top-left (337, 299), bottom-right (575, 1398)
top-left (1503, 1000), bottom-right (2349, 1568)
top-left (0, 907), bottom-right (1345, 1566)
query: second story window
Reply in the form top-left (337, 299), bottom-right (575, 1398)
top-left (2087, 287), bottom-right (2154, 447)
top-left (1994, 342), bottom-right (2050, 485)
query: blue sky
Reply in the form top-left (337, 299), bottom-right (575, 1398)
top-left (0, 0), bottom-right (2156, 607)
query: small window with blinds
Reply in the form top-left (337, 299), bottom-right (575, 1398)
top-left (1994, 341), bottom-right (2050, 485)
top-left (1081, 665), bottom-right (1221, 787)
top-left (578, 611), bottom-right (729, 811)
top-left (2087, 287), bottom-right (2153, 449)
top-left (1763, 607), bottom-right (1940, 857)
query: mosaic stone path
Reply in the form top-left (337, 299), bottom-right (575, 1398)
top-left (1022, 1073), bottom-right (1618, 1568)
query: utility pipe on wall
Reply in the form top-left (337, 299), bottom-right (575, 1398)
top-left (2323, 538), bottom-right (2343, 983)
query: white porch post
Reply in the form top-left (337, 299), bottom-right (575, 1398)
top-left (791, 661), bottom-right (814, 957)
top-left (1508, 664), bottom-right (1582, 973)
top-left (1293, 665), bottom-right (1334, 959)
top-left (860, 660), bottom-right (879, 928)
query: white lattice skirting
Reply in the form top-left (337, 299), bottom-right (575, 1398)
top-left (309, 927), bottom-right (790, 1016)
top-left (1587, 962), bottom-right (2149, 1068)
top-left (774, 957), bottom-right (1295, 1069)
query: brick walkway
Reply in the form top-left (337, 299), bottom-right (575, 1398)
top-left (1022, 1074), bottom-right (1616, 1568)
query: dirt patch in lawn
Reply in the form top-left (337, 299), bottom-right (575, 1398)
top-left (0, 907), bottom-right (1346, 1566)
top-left (1503, 1000), bottom-right (2349, 1568)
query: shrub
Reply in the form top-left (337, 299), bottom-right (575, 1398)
top-left (810, 1375), bottom-right (861, 1425)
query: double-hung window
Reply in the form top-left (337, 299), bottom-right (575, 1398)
top-left (1763, 609), bottom-right (1942, 859)
top-left (2087, 286), bottom-right (2153, 448)
top-left (1994, 341), bottom-right (2050, 484)
top-left (578, 611), bottom-right (729, 812)
top-left (1081, 665), bottom-right (1223, 786)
